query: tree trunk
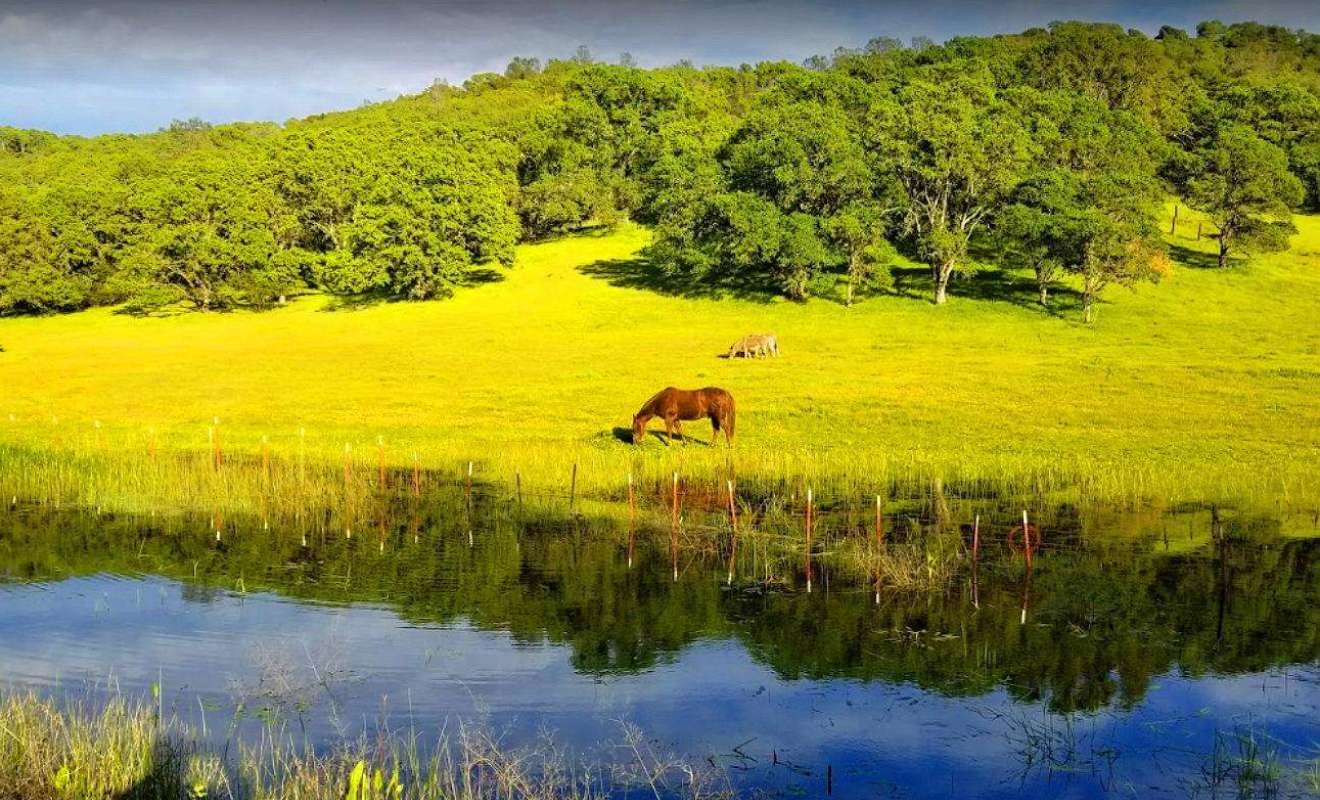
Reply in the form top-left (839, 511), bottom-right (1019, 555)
top-left (1082, 275), bottom-right (1097, 323)
top-left (1034, 262), bottom-right (1050, 306)
top-left (1217, 236), bottom-right (1229, 269)
top-left (846, 254), bottom-right (856, 307)
top-left (933, 261), bottom-right (952, 305)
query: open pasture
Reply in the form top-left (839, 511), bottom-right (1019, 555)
top-left (1, 210), bottom-right (1318, 514)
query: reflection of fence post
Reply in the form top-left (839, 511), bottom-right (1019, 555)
top-left (805, 488), bottom-right (814, 594)
top-left (726, 479), bottom-right (738, 585)
top-left (972, 513), bottom-right (980, 561)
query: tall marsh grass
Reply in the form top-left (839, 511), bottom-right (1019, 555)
top-left (0, 428), bottom-right (1312, 532)
top-left (0, 692), bottom-right (725, 800)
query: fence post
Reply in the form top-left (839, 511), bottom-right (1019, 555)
top-left (726, 479), bottom-right (738, 585)
top-left (569, 463), bottom-right (578, 514)
top-left (972, 513), bottom-right (980, 561)
top-left (670, 472), bottom-right (679, 581)
top-left (211, 417), bottom-right (222, 469)
top-left (1022, 509), bottom-right (1032, 570)
top-left (627, 471), bottom-right (636, 568)
top-left (805, 488), bottom-right (814, 594)
top-left (377, 437), bottom-right (386, 490)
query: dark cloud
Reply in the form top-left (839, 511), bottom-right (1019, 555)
top-left (3, 0), bottom-right (1319, 134)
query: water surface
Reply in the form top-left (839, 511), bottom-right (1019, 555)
top-left (1, 501), bottom-right (1317, 798)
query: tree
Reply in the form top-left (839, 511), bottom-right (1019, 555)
top-left (824, 202), bottom-right (896, 306)
top-left (503, 56), bottom-right (542, 80)
top-left (874, 69), bottom-right (1033, 304)
top-left (999, 88), bottom-right (1164, 310)
top-left (1187, 125), bottom-right (1304, 268)
top-left (1072, 213), bottom-right (1170, 323)
top-left (997, 173), bottom-right (1082, 307)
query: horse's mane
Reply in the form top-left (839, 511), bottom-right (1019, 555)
top-left (637, 388), bottom-right (668, 413)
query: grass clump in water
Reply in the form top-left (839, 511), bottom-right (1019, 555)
top-left (0, 692), bottom-right (725, 800)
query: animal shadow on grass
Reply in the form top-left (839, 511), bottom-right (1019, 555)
top-left (889, 267), bottom-right (1083, 316)
top-left (579, 255), bottom-right (781, 303)
top-left (608, 426), bottom-right (709, 446)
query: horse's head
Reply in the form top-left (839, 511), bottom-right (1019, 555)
top-left (631, 414), bottom-right (647, 445)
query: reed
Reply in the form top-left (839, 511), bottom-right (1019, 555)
top-left (0, 691), bottom-right (724, 800)
top-left (1, 430), bottom-right (1310, 541)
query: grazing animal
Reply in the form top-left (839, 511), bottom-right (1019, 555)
top-left (632, 387), bottom-right (736, 447)
top-left (727, 333), bottom-right (779, 358)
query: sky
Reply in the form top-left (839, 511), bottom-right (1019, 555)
top-left (4, 0), bottom-right (1320, 136)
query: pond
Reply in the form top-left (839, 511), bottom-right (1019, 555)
top-left (1, 500), bottom-right (1318, 798)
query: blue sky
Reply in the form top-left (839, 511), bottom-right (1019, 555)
top-left (4, 0), bottom-right (1320, 135)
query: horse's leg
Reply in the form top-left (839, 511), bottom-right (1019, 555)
top-left (674, 419), bottom-right (686, 446)
top-left (709, 414), bottom-right (720, 447)
top-left (663, 417), bottom-right (674, 446)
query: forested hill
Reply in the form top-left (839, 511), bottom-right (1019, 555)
top-left (2, 20), bottom-right (1317, 319)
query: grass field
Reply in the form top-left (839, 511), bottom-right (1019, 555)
top-left (1, 207), bottom-right (1318, 512)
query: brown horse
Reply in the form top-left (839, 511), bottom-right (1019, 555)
top-left (632, 387), bottom-right (736, 447)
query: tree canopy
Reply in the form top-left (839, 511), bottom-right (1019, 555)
top-left (1, 20), bottom-right (1316, 318)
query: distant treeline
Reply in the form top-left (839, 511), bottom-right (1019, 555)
top-left (1, 20), bottom-right (1316, 318)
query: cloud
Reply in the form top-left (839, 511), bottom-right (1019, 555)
top-left (2, 0), bottom-right (1319, 134)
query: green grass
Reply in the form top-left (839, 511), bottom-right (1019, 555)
top-left (0, 691), bottom-right (708, 800)
top-left (1, 208), bottom-right (1318, 514)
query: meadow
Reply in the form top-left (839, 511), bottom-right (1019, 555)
top-left (1, 207), bottom-right (1318, 516)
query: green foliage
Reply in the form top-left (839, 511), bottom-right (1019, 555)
top-left (2, 19), bottom-right (1319, 316)
top-left (869, 65), bottom-right (1036, 304)
top-left (1188, 124), bottom-right (1305, 267)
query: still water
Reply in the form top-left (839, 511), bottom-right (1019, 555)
top-left (1, 501), bottom-right (1318, 798)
